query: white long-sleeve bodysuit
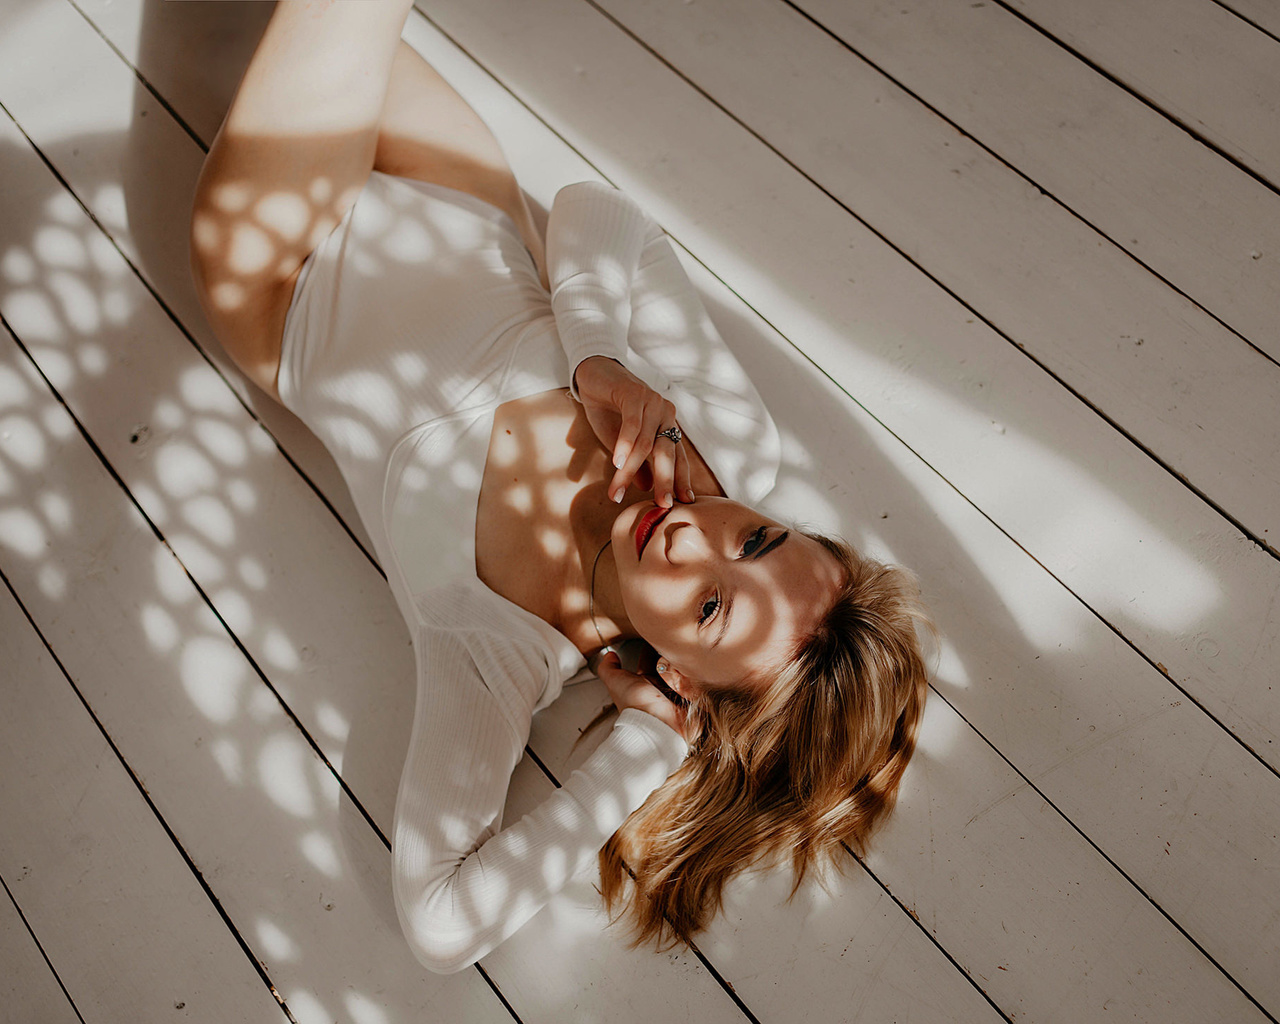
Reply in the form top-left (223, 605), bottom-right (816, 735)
top-left (277, 174), bottom-right (781, 972)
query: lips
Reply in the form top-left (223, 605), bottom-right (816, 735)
top-left (635, 505), bottom-right (672, 559)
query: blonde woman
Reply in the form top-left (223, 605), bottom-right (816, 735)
top-left (190, 0), bottom-right (929, 974)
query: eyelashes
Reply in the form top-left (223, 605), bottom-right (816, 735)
top-left (697, 525), bottom-right (768, 625)
top-left (698, 593), bottom-right (719, 625)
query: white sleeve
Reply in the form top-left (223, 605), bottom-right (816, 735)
top-left (546, 180), bottom-right (663, 399)
top-left (547, 180), bottom-right (780, 505)
top-left (391, 625), bottom-right (687, 974)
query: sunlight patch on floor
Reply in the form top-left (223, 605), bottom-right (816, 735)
top-left (255, 917), bottom-right (300, 964)
top-left (343, 990), bottom-right (392, 1024)
top-left (180, 636), bottom-right (247, 725)
top-left (0, 506), bottom-right (45, 557)
top-left (140, 601), bottom-right (179, 653)
top-left (262, 626), bottom-right (301, 672)
top-left (300, 830), bottom-right (343, 879)
top-left (184, 493), bottom-right (237, 546)
top-left (210, 736), bottom-right (244, 786)
top-left (258, 732), bottom-right (318, 819)
top-left (934, 636), bottom-right (971, 692)
top-left (314, 701), bottom-right (349, 741)
top-left (853, 359), bottom-right (1223, 641)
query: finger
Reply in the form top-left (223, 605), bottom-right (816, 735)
top-left (595, 655), bottom-right (626, 701)
top-left (609, 397), bottom-right (647, 497)
top-left (650, 430), bottom-right (677, 509)
top-left (641, 683), bottom-right (687, 737)
top-left (599, 663), bottom-right (648, 712)
top-left (634, 462), bottom-right (654, 494)
top-left (596, 651), bottom-right (637, 690)
top-left (611, 399), bottom-right (669, 502)
top-left (673, 434), bottom-right (694, 503)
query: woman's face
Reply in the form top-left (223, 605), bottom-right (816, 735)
top-left (611, 496), bottom-right (845, 689)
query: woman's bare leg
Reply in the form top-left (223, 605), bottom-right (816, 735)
top-left (190, 0), bottom-right (415, 396)
top-left (374, 40), bottom-right (547, 286)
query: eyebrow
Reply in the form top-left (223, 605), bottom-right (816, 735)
top-left (752, 530), bottom-right (789, 561)
top-left (713, 531), bottom-right (790, 647)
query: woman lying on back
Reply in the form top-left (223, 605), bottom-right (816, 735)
top-left (190, 0), bottom-right (929, 973)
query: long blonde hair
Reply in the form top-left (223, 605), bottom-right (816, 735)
top-left (598, 534), bottom-right (931, 947)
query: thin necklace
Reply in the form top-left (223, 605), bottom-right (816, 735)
top-left (588, 538), bottom-right (613, 650)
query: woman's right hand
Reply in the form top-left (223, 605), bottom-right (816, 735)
top-left (596, 651), bottom-right (689, 742)
top-left (573, 356), bottom-right (693, 509)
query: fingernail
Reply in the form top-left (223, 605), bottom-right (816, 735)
top-left (662, 492), bottom-right (673, 507)
top-left (612, 488), bottom-right (623, 503)
top-left (685, 488), bottom-right (695, 502)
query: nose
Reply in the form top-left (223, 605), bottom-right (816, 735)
top-left (665, 521), bottom-right (712, 564)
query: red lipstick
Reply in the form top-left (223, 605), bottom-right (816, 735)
top-left (635, 505), bottom-right (671, 559)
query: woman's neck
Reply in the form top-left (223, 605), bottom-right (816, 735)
top-left (561, 484), bottom-right (637, 654)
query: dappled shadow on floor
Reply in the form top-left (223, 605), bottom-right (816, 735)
top-left (1, 0), bottom-right (1276, 1018)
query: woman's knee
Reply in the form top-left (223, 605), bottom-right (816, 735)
top-left (190, 0), bottom-right (409, 304)
top-left (188, 145), bottom-right (309, 395)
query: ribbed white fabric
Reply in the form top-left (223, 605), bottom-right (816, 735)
top-left (546, 180), bottom-right (655, 397)
top-left (549, 181), bottom-right (782, 504)
top-left (391, 579), bottom-right (689, 973)
top-left (277, 174), bottom-right (780, 972)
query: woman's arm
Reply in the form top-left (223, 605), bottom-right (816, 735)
top-left (392, 623), bottom-right (686, 974)
top-left (547, 181), bottom-right (780, 507)
top-left (546, 181), bottom-right (660, 397)
top-left (547, 183), bottom-right (688, 504)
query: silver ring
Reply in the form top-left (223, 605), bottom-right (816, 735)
top-left (655, 424), bottom-right (683, 444)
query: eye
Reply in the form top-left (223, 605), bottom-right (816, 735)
top-left (698, 592), bottom-right (720, 625)
top-left (741, 526), bottom-right (768, 557)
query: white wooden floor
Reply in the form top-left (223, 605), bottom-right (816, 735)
top-left (1, 0), bottom-right (1277, 1021)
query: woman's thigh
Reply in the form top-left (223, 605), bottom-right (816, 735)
top-left (190, 0), bottom-right (414, 397)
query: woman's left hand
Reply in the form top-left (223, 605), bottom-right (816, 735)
top-left (573, 356), bottom-right (693, 508)
top-left (596, 651), bottom-right (689, 742)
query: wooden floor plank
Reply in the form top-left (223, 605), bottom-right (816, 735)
top-left (2, 0), bottom-right (1276, 1020)
top-left (4, 173), bottom-right (1258, 1023)
top-left (1005, 0), bottom-right (1280, 189)
top-left (11, 4), bottom-right (1010, 1020)
top-left (532, 256), bottom-right (1280, 1021)
top-left (0, 330), bottom-right (520, 1024)
top-left (1212, 0), bottom-right (1280, 43)
top-left (0, 0), bottom-right (373, 558)
top-left (0, 881), bottom-right (82, 1024)
top-left (0, 581), bottom-right (285, 1024)
top-left (420, 0), bottom-right (1280, 776)
top-left (0, 7), bottom-right (754, 1020)
top-left (790, 0), bottom-right (1280, 362)
top-left (588, 0), bottom-right (1280, 579)
top-left (22, 0), bottom-right (1280, 1018)
top-left (417, 0), bottom-right (1280, 1011)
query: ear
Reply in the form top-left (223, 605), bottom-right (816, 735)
top-left (655, 658), bottom-right (697, 700)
